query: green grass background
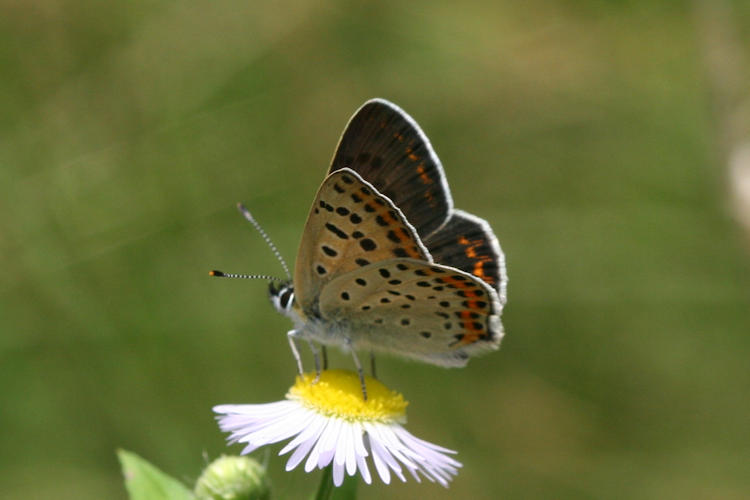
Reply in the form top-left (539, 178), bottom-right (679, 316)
top-left (2, 0), bottom-right (750, 498)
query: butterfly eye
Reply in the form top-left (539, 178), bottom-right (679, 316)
top-left (279, 288), bottom-right (294, 309)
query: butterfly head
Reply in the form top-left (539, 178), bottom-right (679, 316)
top-left (269, 280), bottom-right (295, 317)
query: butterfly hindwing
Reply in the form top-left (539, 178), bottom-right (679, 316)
top-left (423, 209), bottom-right (508, 305)
top-left (294, 168), bottom-right (431, 314)
top-left (329, 99), bottom-right (453, 239)
top-left (318, 258), bottom-right (503, 366)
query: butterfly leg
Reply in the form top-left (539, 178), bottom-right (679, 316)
top-left (370, 351), bottom-right (377, 379)
top-left (346, 339), bottom-right (368, 400)
top-left (304, 338), bottom-right (322, 383)
top-left (321, 346), bottom-right (329, 370)
top-left (287, 330), bottom-right (304, 375)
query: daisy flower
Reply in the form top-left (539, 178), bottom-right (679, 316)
top-left (214, 370), bottom-right (461, 487)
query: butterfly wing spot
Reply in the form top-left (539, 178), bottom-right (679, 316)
top-left (316, 265), bottom-right (327, 275)
top-left (420, 331), bottom-right (432, 338)
top-left (322, 245), bottom-right (338, 257)
top-left (401, 319), bottom-right (411, 326)
top-left (350, 213), bottom-right (363, 224)
top-left (355, 278), bottom-right (367, 286)
top-left (336, 206), bottom-right (350, 216)
top-left (355, 258), bottom-right (370, 266)
top-left (396, 263), bottom-right (409, 271)
top-left (378, 268), bottom-right (390, 278)
top-left (333, 183), bottom-right (345, 193)
top-left (325, 222), bottom-right (349, 240)
top-left (341, 292), bottom-right (350, 301)
top-left (359, 238), bottom-right (377, 251)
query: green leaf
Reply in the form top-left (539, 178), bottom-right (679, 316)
top-left (118, 449), bottom-right (195, 500)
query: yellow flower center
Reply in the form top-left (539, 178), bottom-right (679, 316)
top-left (287, 370), bottom-right (408, 423)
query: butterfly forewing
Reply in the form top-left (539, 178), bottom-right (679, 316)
top-left (294, 168), bottom-right (431, 314)
top-left (423, 209), bottom-right (508, 305)
top-left (329, 99), bottom-right (453, 239)
top-left (318, 258), bottom-right (502, 366)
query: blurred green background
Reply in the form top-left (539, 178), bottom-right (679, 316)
top-left (2, 0), bottom-right (750, 498)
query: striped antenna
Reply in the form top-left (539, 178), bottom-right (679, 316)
top-left (209, 270), bottom-right (285, 282)
top-left (236, 203), bottom-right (292, 280)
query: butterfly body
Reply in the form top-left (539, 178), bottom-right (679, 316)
top-left (269, 99), bottom-right (507, 370)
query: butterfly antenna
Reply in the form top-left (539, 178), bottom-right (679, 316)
top-left (236, 203), bottom-right (292, 280)
top-left (209, 270), bottom-right (286, 282)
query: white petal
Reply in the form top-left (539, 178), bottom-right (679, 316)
top-left (367, 433), bottom-right (391, 484)
top-left (350, 423), bottom-right (371, 482)
top-left (279, 410), bottom-right (326, 455)
top-left (365, 424), bottom-right (406, 482)
top-left (305, 418), bottom-right (334, 472)
top-left (394, 426), bottom-right (461, 469)
top-left (342, 424), bottom-right (358, 475)
top-left (390, 426), bottom-right (461, 486)
top-left (368, 424), bottom-right (419, 474)
top-left (333, 458), bottom-right (345, 487)
top-left (333, 421), bottom-right (350, 467)
top-left (316, 417), bottom-right (343, 469)
top-left (356, 451), bottom-right (372, 484)
top-left (352, 422), bottom-right (368, 458)
top-left (284, 414), bottom-right (328, 471)
top-left (285, 432), bottom-right (319, 471)
top-left (242, 406), bottom-right (313, 446)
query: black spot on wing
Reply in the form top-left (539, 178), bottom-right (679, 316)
top-left (360, 238), bottom-right (377, 251)
top-left (325, 223), bottom-right (349, 240)
top-left (321, 245), bottom-right (337, 257)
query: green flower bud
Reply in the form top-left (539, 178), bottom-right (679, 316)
top-left (194, 455), bottom-right (270, 500)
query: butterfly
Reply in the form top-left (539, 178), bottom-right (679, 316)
top-left (214, 99), bottom-right (507, 398)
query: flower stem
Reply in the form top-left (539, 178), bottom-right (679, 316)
top-left (313, 465), bottom-right (358, 500)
